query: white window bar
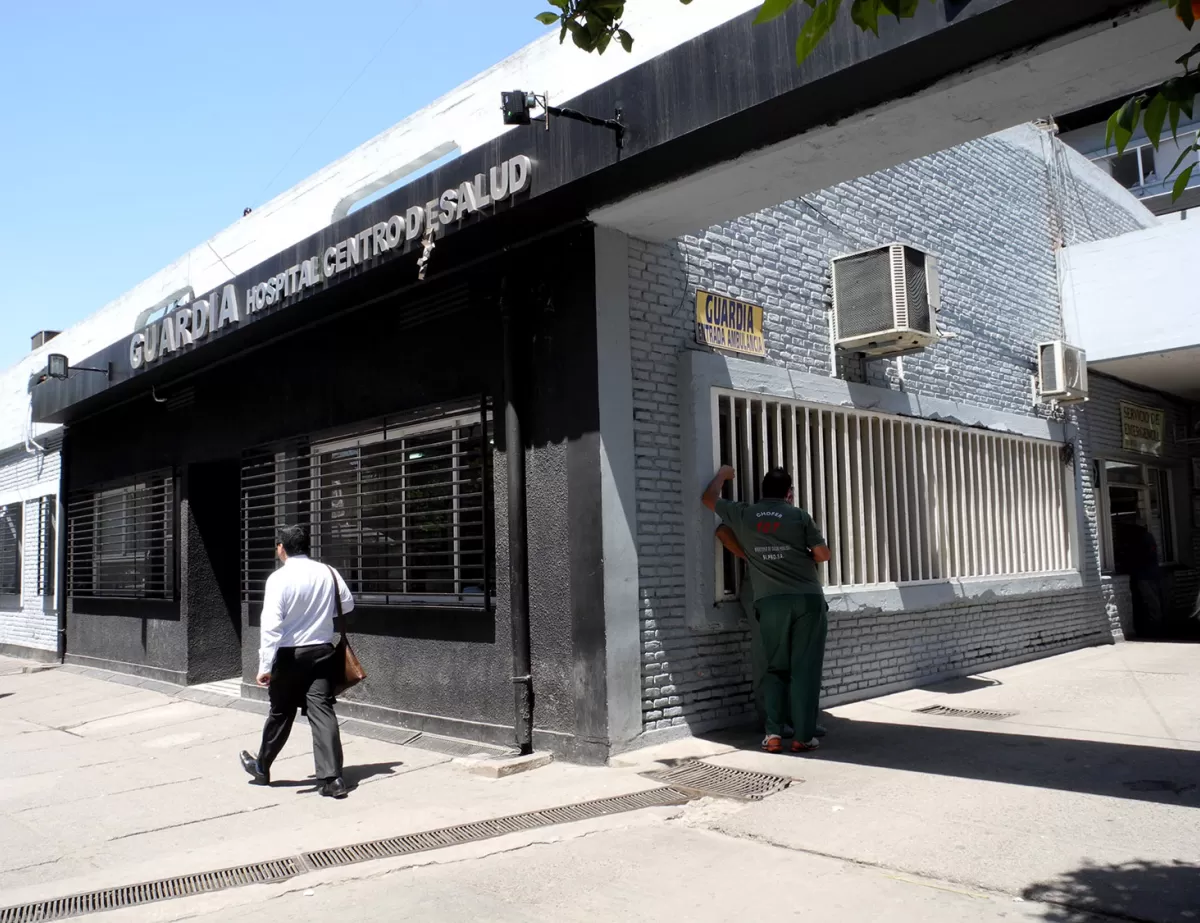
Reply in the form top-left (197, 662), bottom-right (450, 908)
top-left (713, 391), bottom-right (1071, 595)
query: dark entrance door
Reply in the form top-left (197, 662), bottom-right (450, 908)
top-left (184, 460), bottom-right (242, 683)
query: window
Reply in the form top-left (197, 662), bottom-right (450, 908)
top-left (35, 496), bottom-right (55, 597)
top-left (715, 393), bottom-right (1072, 597)
top-left (1105, 145), bottom-right (1157, 190)
top-left (1097, 461), bottom-right (1175, 573)
top-left (67, 473), bottom-right (176, 598)
top-left (241, 407), bottom-right (493, 608)
top-left (1094, 133), bottom-right (1200, 196)
top-left (0, 503), bottom-right (22, 604)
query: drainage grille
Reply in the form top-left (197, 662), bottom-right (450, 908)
top-left (0, 858), bottom-right (300, 923)
top-left (303, 787), bottom-right (688, 870)
top-left (640, 760), bottom-right (792, 801)
top-left (915, 705), bottom-right (1017, 721)
top-left (0, 790), bottom-right (687, 922)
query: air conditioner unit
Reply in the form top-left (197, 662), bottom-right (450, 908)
top-left (1037, 340), bottom-right (1088, 403)
top-left (831, 243), bottom-right (941, 356)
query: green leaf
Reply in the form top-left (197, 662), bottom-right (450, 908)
top-left (535, 12), bottom-right (560, 25)
top-left (595, 30), bottom-right (613, 54)
top-left (617, 28), bottom-right (634, 52)
top-left (1170, 101), bottom-right (1182, 140)
top-left (1113, 95), bottom-right (1142, 155)
top-left (880, 0), bottom-right (919, 16)
top-left (1173, 163), bottom-right (1195, 201)
top-left (1168, 143), bottom-right (1199, 178)
top-left (1105, 109), bottom-right (1118, 151)
top-left (1178, 0), bottom-right (1196, 29)
top-left (1143, 93), bottom-right (1168, 149)
top-left (851, 0), bottom-right (881, 34)
top-left (795, 0), bottom-right (843, 64)
top-left (548, 0), bottom-right (568, 7)
top-left (754, 0), bottom-right (796, 25)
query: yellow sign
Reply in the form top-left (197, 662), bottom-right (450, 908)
top-left (695, 290), bottom-right (765, 357)
top-left (1120, 401), bottom-right (1165, 456)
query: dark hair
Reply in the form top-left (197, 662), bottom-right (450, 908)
top-left (761, 467), bottom-right (792, 500)
top-left (276, 524), bottom-right (311, 556)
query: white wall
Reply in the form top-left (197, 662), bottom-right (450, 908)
top-left (1062, 219), bottom-right (1200, 362)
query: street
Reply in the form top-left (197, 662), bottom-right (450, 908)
top-left (2, 642), bottom-right (1198, 922)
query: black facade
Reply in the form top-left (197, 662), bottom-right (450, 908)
top-left (53, 227), bottom-right (611, 761)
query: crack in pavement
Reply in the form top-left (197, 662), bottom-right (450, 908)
top-left (14, 777), bottom-right (206, 815)
top-left (686, 816), bottom-right (1146, 923)
top-left (53, 700), bottom-right (190, 734)
top-left (106, 804), bottom-right (279, 842)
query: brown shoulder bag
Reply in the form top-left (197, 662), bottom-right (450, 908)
top-left (327, 565), bottom-right (366, 696)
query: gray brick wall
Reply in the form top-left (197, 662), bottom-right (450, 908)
top-left (628, 125), bottom-right (1152, 734)
top-left (0, 441), bottom-right (61, 655)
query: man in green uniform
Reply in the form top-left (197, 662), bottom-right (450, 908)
top-left (704, 465), bottom-right (830, 754)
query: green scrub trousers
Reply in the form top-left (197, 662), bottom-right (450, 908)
top-left (755, 593), bottom-right (828, 741)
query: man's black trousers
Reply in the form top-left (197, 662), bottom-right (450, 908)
top-left (257, 643), bottom-right (344, 781)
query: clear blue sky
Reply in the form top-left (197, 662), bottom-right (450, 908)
top-left (0, 0), bottom-right (548, 370)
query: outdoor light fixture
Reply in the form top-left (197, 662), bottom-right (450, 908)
top-left (500, 90), bottom-right (625, 150)
top-left (501, 91), bottom-right (538, 126)
top-left (45, 353), bottom-right (112, 382)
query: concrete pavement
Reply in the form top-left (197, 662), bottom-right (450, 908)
top-left (2, 642), bottom-right (1198, 922)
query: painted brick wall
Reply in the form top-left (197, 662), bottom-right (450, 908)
top-left (0, 442), bottom-right (62, 656)
top-left (629, 124), bottom-right (1153, 735)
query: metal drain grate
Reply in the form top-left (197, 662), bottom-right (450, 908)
top-left (0, 858), bottom-right (300, 923)
top-left (640, 760), bottom-right (792, 801)
top-left (0, 790), bottom-right (688, 923)
top-left (304, 787), bottom-right (688, 870)
top-left (915, 705), bottom-right (1017, 721)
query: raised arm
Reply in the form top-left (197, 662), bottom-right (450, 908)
top-left (715, 524), bottom-right (747, 560)
top-left (701, 465), bottom-right (737, 512)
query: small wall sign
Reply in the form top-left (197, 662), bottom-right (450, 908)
top-left (1120, 401), bottom-right (1165, 456)
top-left (695, 289), bottom-right (765, 358)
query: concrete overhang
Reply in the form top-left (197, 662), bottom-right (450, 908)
top-left (1063, 219), bottom-right (1200, 401)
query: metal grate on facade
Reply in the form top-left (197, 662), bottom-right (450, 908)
top-left (715, 392), bottom-right (1073, 596)
top-left (35, 496), bottom-right (55, 597)
top-left (241, 401), bottom-right (495, 609)
top-left (67, 473), bottom-right (176, 599)
top-left (0, 503), bottom-right (21, 602)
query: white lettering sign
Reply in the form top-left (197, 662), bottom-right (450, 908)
top-left (128, 155), bottom-right (533, 370)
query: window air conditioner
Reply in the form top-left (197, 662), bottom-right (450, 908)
top-left (831, 243), bottom-right (941, 356)
top-left (1037, 340), bottom-right (1088, 403)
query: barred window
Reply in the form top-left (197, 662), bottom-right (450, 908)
top-left (36, 496), bottom-right (56, 597)
top-left (67, 473), bottom-right (176, 598)
top-left (715, 392), bottom-right (1072, 598)
top-left (242, 407), bottom-right (493, 608)
top-left (0, 503), bottom-right (22, 603)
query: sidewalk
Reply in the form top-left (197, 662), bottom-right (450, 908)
top-left (2, 643), bottom-right (1198, 922)
top-left (0, 657), bottom-right (659, 907)
top-left (617, 641), bottom-right (1200, 923)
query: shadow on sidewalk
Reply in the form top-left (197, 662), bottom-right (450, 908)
top-left (271, 761), bottom-right (404, 791)
top-left (700, 717), bottom-right (1200, 809)
top-left (1023, 859), bottom-right (1200, 923)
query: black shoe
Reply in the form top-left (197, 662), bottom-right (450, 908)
top-left (320, 777), bottom-right (349, 799)
top-left (239, 750), bottom-right (270, 786)
top-left (814, 725), bottom-right (827, 739)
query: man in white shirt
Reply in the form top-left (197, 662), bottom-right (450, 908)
top-left (239, 524), bottom-right (354, 799)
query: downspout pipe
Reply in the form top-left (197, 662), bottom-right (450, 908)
top-left (501, 284), bottom-right (534, 755)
